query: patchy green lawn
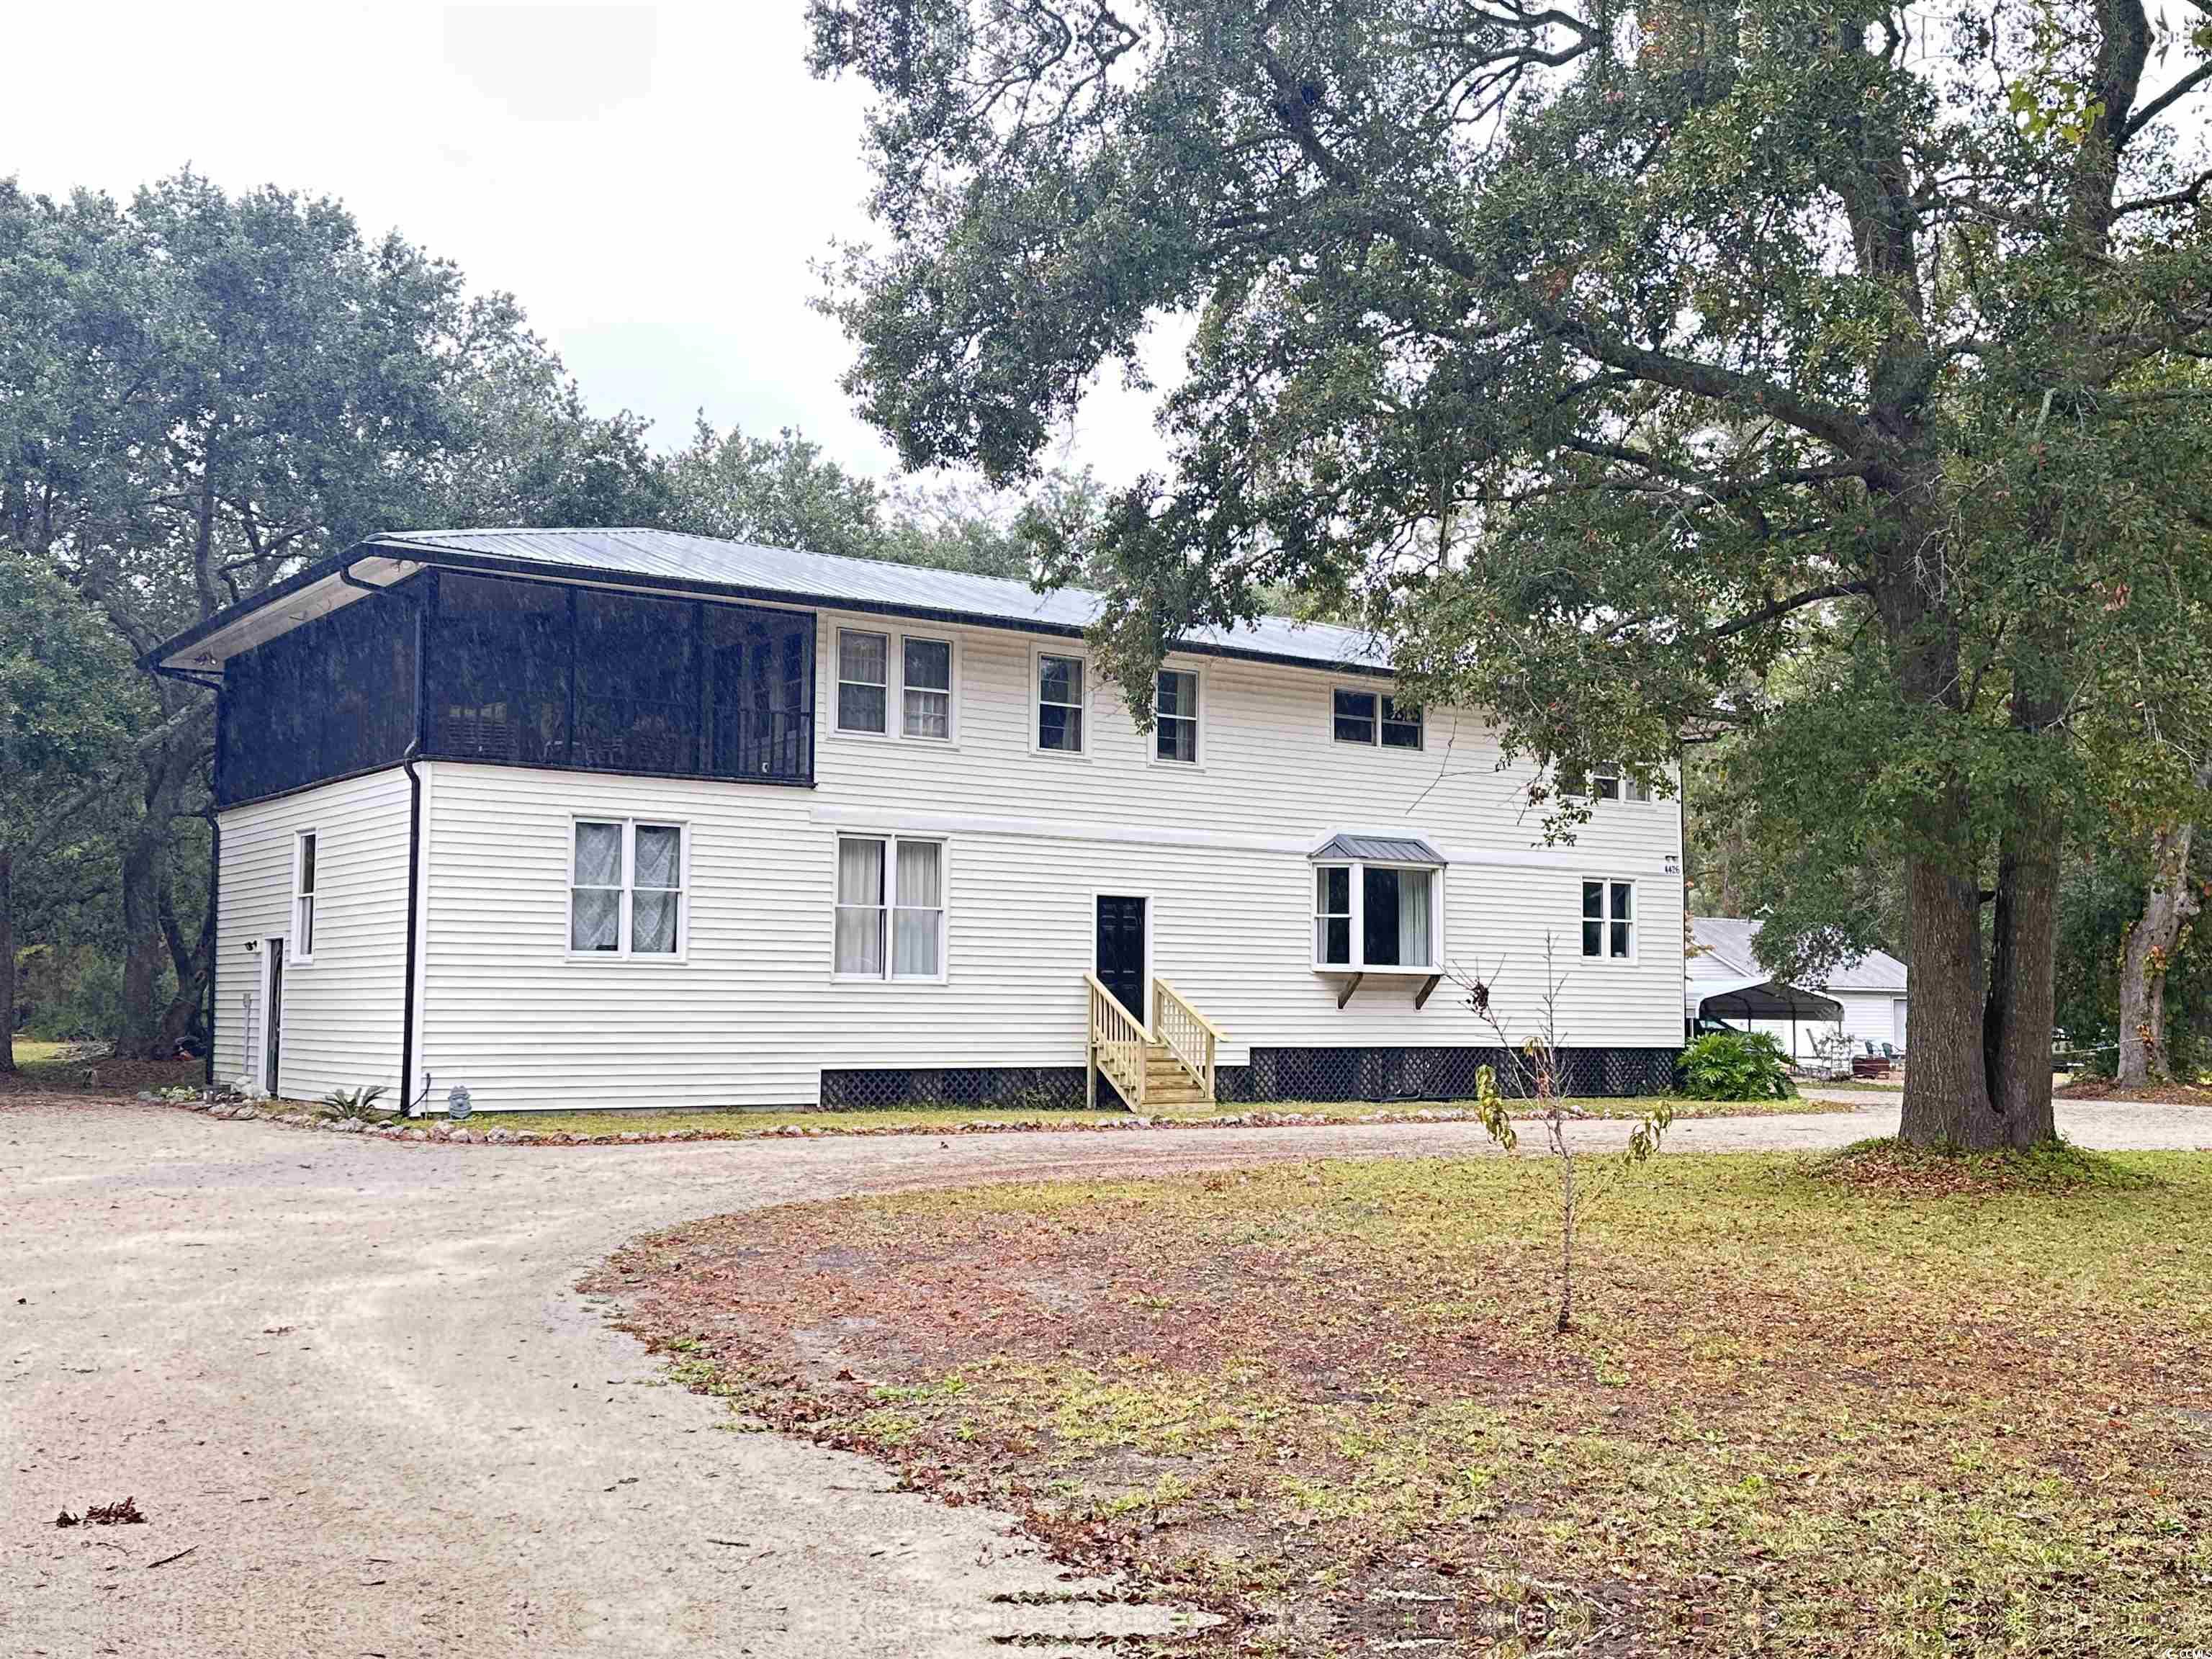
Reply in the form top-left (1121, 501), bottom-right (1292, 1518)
top-left (595, 1147), bottom-right (2212, 1655)
top-left (472, 1094), bottom-right (1823, 1141)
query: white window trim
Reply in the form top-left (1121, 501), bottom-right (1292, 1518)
top-left (1309, 859), bottom-right (1444, 974)
top-left (1579, 876), bottom-right (1638, 964)
top-left (1148, 663), bottom-right (1205, 770)
top-left (832, 623), bottom-right (961, 745)
top-left (831, 832), bottom-right (950, 984)
top-left (1030, 645), bottom-right (1092, 759)
top-left (565, 817), bottom-right (691, 963)
top-left (1331, 685), bottom-right (1424, 750)
top-left (289, 830), bottom-right (318, 965)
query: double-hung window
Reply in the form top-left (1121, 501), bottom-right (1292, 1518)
top-left (837, 626), bottom-right (956, 741)
top-left (1581, 879), bottom-right (1635, 960)
top-left (1311, 859), bottom-right (1439, 971)
top-left (902, 637), bottom-right (953, 739)
top-left (292, 832), bottom-right (318, 961)
top-left (834, 835), bottom-right (945, 980)
top-left (1155, 668), bottom-right (1198, 764)
top-left (1333, 689), bottom-right (1424, 750)
top-left (571, 819), bottom-right (685, 957)
top-left (836, 629), bottom-right (890, 734)
top-left (1037, 653), bottom-right (1086, 752)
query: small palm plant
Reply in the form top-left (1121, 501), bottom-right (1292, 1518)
top-left (320, 1084), bottom-right (394, 1123)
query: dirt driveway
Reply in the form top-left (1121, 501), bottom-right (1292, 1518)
top-left (6, 1092), bottom-right (2208, 1658)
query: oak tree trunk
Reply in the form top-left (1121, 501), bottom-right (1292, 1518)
top-left (1983, 813), bottom-right (2061, 1145)
top-left (1897, 837), bottom-right (2005, 1146)
top-left (2118, 817), bottom-right (2201, 1086)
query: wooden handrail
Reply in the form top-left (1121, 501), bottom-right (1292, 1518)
top-left (1082, 972), bottom-right (1154, 1042)
top-left (1085, 973), bottom-right (1151, 1110)
top-left (1151, 977), bottom-right (1217, 1102)
top-left (1151, 978), bottom-right (1223, 1040)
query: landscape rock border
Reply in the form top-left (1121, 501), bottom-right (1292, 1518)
top-left (138, 1090), bottom-right (1495, 1147)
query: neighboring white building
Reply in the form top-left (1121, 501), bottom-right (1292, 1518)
top-left (1686, 914), bottom-right (1909, 1061)
top-left (152, 529), bottom-right (1688, 1114)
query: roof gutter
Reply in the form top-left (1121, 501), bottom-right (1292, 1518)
top-left (336, 559), bottom-right (428, 1116)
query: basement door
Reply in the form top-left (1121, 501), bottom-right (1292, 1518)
top-left (1094, 895), bottom-right (1148, 1025)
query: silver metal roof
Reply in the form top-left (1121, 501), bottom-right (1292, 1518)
top-left (376, 527), bottom-right (1389, 673)
top-left (1308, 834), bottom-right (1446, 865)
top-left (1689, 916), bottom-right (1908, 995)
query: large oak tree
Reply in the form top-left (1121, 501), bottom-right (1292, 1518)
top-left (809, 0), bottom-right (2212, 1145)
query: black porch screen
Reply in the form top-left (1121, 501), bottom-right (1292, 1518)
top-left (424, 572), bottom-right (571, 765)
top-left (216, 588), bottom-right (416, 806)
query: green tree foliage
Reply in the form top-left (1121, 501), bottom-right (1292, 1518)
top-left (0, 171), bottom-right (665, 1056)
top-left (810, 0), bottom-right (2212, 1147)
top-left (0, 555), bottom-right (140, 1068)
top-left (664, 415), bottom-right (1096, 577)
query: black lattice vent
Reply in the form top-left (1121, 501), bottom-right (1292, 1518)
top-left (819, 1066), bottom-right (1088, 1112)
top-left (1227, 1046), bottom-right (1681, 1104)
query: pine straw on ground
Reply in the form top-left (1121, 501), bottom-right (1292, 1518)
top-left (591, 1151), bottom-right (2212, 1657)
top-left (0, 1047), bottom-right (200, 1097)
top-left (2057, 1076), bottom-right (2212, 1109)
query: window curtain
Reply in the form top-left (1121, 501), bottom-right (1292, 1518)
top-left (835, 837), bottom-right (886, 974)
top-left (1398, 869), bottom-right (1431, 967)
top-left (631, 826), bottom-right (681, 954)
top-left (572, 822), bottom-right (624, 952)
top-left (892, 840), bottom-right (942, 976)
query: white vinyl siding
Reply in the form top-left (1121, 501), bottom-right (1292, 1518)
top-left (214, 770), bottom-right (410, 1100)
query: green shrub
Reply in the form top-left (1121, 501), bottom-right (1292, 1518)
top-left (1678, 1030), bottom-right (1796, 1101)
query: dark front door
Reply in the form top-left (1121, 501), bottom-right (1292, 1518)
top-left (1094, 896), bottom-right (1148, 1022)
top-left (264, 938), bottom-right (285, 1095)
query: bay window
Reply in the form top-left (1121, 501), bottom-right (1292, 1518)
top-left (1310, 857), bottom-right (1440, 971)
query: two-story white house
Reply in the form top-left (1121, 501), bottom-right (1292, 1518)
top-left (148, 528), bottom-right (1686, 1115)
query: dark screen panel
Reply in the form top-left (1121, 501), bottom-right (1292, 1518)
top-left (216, 585), bottom-right (416, 806)
top-left (424, 572), bottom-right (570, 765)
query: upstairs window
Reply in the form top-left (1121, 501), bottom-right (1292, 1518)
top-left (292, 832), bottom-right (318, 960)
top-left (571, 819), bottom-right (685, 957)
top-left (1156, 669), bottom-right (1198, 763)
top-left (1381, 697), bottom-right (1424, 749)
top-left (1334, 689), bottom-right (1423, 749)
top-left (1581, 879), bottom-right (1635, 960)
top-left (1038, 654), bottom-right (1087, 752)
top-left (1562, 764), bottom-right (1651, 802)
top-left (902, 637), bottom-right (953, 739)
top-left (837, 629), bottom-right (889, 734)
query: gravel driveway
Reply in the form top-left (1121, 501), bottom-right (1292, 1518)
top-left (6, 1092), bottom-right (2208, 1658)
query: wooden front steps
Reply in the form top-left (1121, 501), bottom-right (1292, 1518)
top-left (1085, 973), bottom-right (1224, 1110)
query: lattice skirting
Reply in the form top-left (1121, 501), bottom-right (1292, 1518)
top-left (819, 1066), bottom-right (1091, 1111)
top-left (1216, 1046), bottom-right (1679, 1104)
top-left (818, 1047), bottom-right (1678, 1112)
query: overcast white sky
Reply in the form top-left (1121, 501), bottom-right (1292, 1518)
top-left (1, 2), bottom-right (1174, 493)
